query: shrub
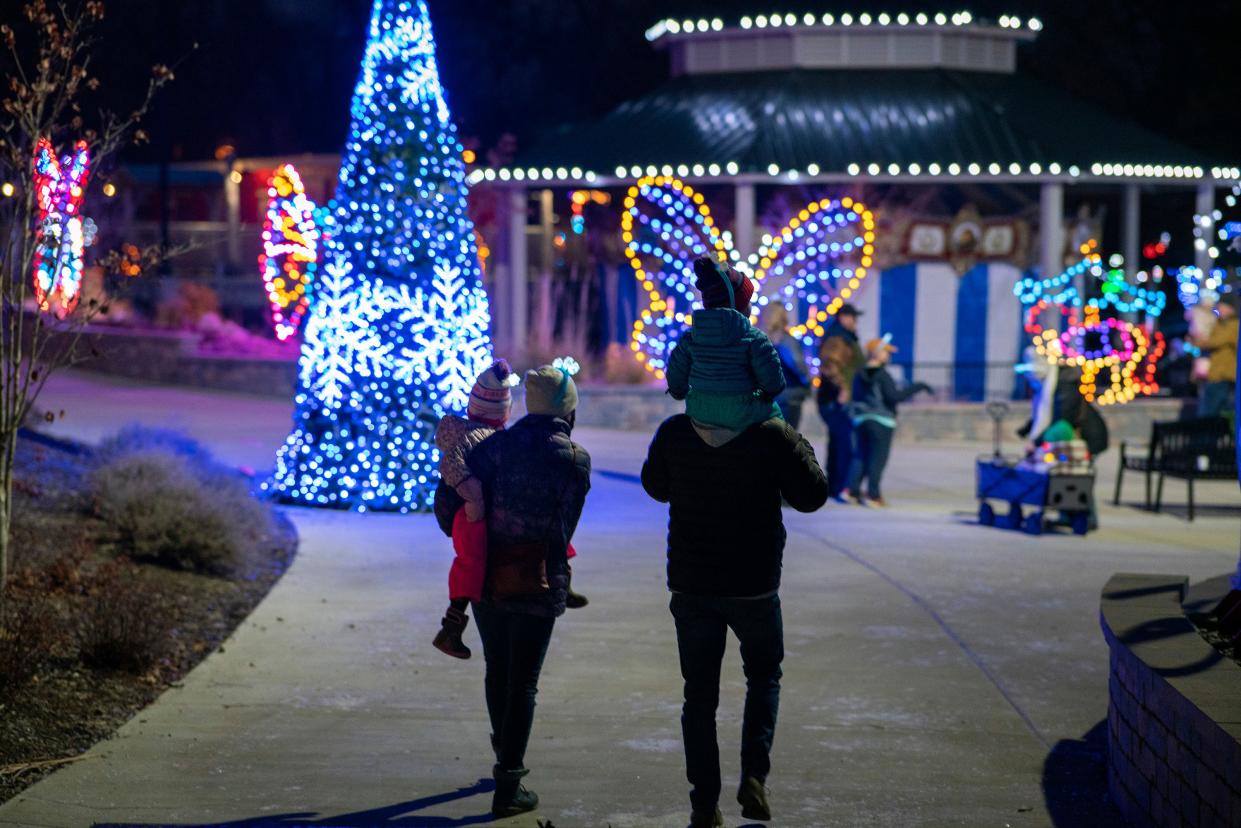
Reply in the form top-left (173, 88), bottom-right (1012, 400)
top-left (95, 424), bottom-right (220, 472)
top-left (603, 342), bottom-right (652, 384)
top-left (89, 448), bottom-right (273, 576)
top-left (154, 281), bottom-right (220, 329)
top-left (76, 560), bottom-right (173, 673)
top-left (0, 590), bottom-right (63, 692)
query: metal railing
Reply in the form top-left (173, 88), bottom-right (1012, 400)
top-left (888, 361), bottom-right (1031, 403)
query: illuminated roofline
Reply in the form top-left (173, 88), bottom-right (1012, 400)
top-left (467, 162), bottom-right (1239, 188)
top-left (645, 11), bottom-right (1042, 42)
top-left (644, 10), bottom-right (1038, 75)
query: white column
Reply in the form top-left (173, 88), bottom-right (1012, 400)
top-left (1039, 182), bottom-right (1065, 331)
top-left (490, 187), bottom-right (511, 351)
top-left (1121, 183), bottom-right (1140, 276)
top-left (1039, 182), bottom-right (1064, 280)
top-left (1196, 182), bottom-right (1216, 273)
top-left (734, 183), bottom-right (756, 259)
top-left (508, 187), bottom-right (528, 357)
top-left (535, 189), bottom-right (555, 352)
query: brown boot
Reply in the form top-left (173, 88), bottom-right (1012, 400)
top-left (737, 776), bottom-right (771, 821)
top-left (432, 606), bottom-right (471, 659)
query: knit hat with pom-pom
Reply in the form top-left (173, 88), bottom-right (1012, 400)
top-left (468, 359), bottom-right (515, 427)
top-left (524, 364), bottom-right (579, 419)
top-left (693, 255), bottom-right (754, 312)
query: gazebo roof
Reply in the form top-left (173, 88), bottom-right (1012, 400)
top-left (516, 68), bottom-right (1219, 182)
top-left (471, 12), bottom-right (1237, 188)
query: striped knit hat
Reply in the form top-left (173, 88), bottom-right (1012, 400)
top-left (468, 359), bottom-right (515, 427)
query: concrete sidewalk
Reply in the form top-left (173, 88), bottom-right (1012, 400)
top-left (2, 371), bottom-right (1237, 827)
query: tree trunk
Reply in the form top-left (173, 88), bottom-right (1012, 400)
top-left (0, 433), bottom-right (12, 618)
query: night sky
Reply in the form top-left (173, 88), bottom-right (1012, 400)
top-left (56, 0), bottom-right (1241, 165)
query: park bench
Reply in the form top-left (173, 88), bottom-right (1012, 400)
top-left (1112, 416), bottom-right (1236, 520)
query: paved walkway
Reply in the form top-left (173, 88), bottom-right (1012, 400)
top-left (3, 371), bottom-right (1238, 827)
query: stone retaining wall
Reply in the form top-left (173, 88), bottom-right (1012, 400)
top-left (570, 387), bottom-right (1180, 446)
top-left (55, 327), bottom-right (299, 398)
top-left (64, 326), bottom-right (1183, 443)
top-left (1100, 573), bottom-right (1241, 828)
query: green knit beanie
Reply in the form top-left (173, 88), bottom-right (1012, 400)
top-left (524, 364), bottom-right (578, 418)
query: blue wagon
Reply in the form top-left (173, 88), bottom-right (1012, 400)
top-left (975, 402), bottom-right (1095, 536)
top-left (976, 458), bottom-right (1094, 535)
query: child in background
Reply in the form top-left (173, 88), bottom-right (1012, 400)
top-left (666, 254), bottom-right (785, 431)
top-left (847, 337), bottom-right (932, 507)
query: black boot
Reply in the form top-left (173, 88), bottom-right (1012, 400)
top-left (432, 606), bottom-right (471, 659)
top-left (565, 569), bottom-right (589, 609)
top-left (737, 776), bottom-right (771, 820)
top-left (689, 806), bottom-right (724, 827)
top-left (491, 765), bottom-right (538, 818)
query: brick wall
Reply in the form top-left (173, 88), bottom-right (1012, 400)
top-left (1100, 574), bottom-right (1241, 828)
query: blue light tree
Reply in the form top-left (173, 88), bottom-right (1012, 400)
top-left (269, 0), bottom-right (492, 512)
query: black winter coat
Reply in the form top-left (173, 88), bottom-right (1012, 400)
top-left (641, 415), bottom-right (828, 598)
top-left (434, 415), bottom-right (591, 617)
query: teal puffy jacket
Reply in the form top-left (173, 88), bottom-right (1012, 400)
top-left (666, 308), bottom-right (786, 429)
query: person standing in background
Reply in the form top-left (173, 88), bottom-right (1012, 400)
top-left (816, 304), bottom-right (866, 501)
top-left (763, 305), bottom-right (810, 430)
top-left (846, 338), bottom-right (932, 507)
top-left (1191, 293), bottom-right (1239, 418)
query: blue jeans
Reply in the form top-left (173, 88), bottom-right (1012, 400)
top-left (848, 420), bottom-right (894, 500)
top-left (820, 401), bottom-right (854, 497)
top-left (473, 602), bottom-right (555, 771)
top-left (1198, 381), bottom-right (1235, 418)
top-left (670, 592), bottom-right (784, 814)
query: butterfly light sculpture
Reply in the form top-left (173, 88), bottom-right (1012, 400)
top-left (259, 164), bottom-right (323, 340)
top-left (32, 138), bottom-right (95, 316)
top-left (621, 175), bottom-right (875, 380)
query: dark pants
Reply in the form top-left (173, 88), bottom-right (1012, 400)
top-left (473, 602), bottom-right (555, 771)
top-left (848, 420), bottom-right (894, 500)
top-left (670, 592), bottom-right (784, 814)
top-left (776, 388), bottom-right (807, 431)
top-left (820, 401), bottom-right (854, 497)
top-left (1198, 381), bottom-right (1235, 418)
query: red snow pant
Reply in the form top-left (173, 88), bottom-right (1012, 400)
top-left (447, 507), bottom-right (577, 603)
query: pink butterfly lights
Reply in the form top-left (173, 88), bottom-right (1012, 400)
top-left (32, 138), bottom-right (94, 316)
top-left (259, 164), bottom-right (321, 341)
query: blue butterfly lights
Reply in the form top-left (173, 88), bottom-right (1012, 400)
top-left (622, 175), bottom-right (876, 380)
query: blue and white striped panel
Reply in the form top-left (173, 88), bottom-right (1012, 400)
top-left (915, 263), bottom-right (961, 392)
top-left (863, 262), bottom-right (1026, 401)
top-left (853, 266), bottom-right (883, 343)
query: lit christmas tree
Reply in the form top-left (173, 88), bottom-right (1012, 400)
top-left (269, 0), bottom-right (492, 512)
